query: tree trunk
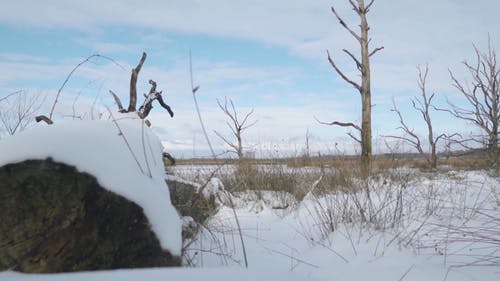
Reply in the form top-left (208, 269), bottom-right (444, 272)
top-left (428, 116), bottom-right (437, 169)
top-left (237, 132), bottom-right (243, 159)
top-left (359, 0), bottom-right (372, 177)
top-left (325, 0), bottom-right (382, 177)
top-left (425, 93), bottom-right (437, 169)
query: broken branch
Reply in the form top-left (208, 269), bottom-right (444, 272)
top-left (128, 52), bottom-right (147, 112)
top-left (156, 94), bottom-right (174, 117)
top-left (35, 115), bottom-right (54, 125)
top-left (315, 116), bottom-right (362, 132)
top-left (108, 90), bottom-right (126, 113)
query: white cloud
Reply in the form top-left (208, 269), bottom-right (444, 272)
top-left (2, 1), bottom-right (499, 97)
top-left (74, 39), bottom-right (141, 54)
top-left (0, 60), bottom-right (59, 84)
top-left (2, 0), bottom-right (499, 156)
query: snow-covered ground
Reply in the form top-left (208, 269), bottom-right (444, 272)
top-left (1, 117), bottom-right (499, 280)
top-left (183, 168), bottom-right (499, 281)
top-left (0, 267), bottom-right (308, 281)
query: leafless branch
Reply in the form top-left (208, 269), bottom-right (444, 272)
top-left (369, 46), bottom-right (384, 57)
top-left (385, 99), bottom-right (425, 155)
top-left (442, 38), bottom-right (500, 165)
top-left (365, 0), bottom-right (376, 12)
top-left (214, 130), bottom-right (240, 156)
top-left (315, 116), bottom-right (362, 144)
top-left (343, 49), bottom-right (362, 71)
top-left (190, 50), bottom-right (215, 158)
top-left (137, 79), bottom-right (174, 119)
top-left (0, 90), bottom-right (23, 103)
top-left (215, 97), bottom-right (257, 158)
top-left (386, 65), bottom-right (459, 169)
top-left (315, 116), bottom-right (362, 132)
top-left (106, 106), bottom-right (147, 176)
top-left (128, 52), bottom-right (147, 112)
top-left (35, 115), bottom-right (54, 125)
top-left (109, 90), bottom-right (126, 113)
top-left (156, 94), bottom-right (174, 117)
top-left (0, 90), bottom-right (46, 135)
top-left (49, 53), bottom-right (123, 120)
top-left (327, 50), bottom-right (361, 91)
top-left (347, 132), bottom-right (362, 144)
top-left (330, 6), bottom-right (361, 42)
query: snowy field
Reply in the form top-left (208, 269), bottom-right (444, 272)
top-left (179, 167), bottom-right (499, 281)
top-left (1, 117), bottom-right (499, 281)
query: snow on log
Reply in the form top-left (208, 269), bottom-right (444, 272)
top-left (0, 115), bottom-right (182, 272)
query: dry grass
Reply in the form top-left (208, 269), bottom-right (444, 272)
top-left (219, 162), bottom-right (308, 201)
top-left (170, 152), bottom-right (499, 269)
top-left (173, 152), bottom-right (493, 171)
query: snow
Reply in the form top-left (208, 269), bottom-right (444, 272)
top-left (0, 267), bottom-right (311, 281)
top-left (0, 115), bottom-right (182, 256)
top-left (202, 177), bottom-right (224, 198)
top-left (1, 127), bottom-right (499, 281)
top-left (183, 169), bottom-right (499, 281)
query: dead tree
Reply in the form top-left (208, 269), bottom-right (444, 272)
top-left (441, 39), bottom-right (500, 166)
top-left (386, 65), bottom-right (458, 170)
top-left (214, 97), bottom-right (257, 159)
top-left (0, 90), bottom-right (45, 138)
top-left (321, 0), bottom-right (383, 176)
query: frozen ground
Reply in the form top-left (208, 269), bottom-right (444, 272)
top-left (1, 120), bottom-right (499, 281)
top-left (182, 168), bottom-right (499, 281)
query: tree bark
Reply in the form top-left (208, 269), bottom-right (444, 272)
top-left (359, 0), bottom-right (372, 177)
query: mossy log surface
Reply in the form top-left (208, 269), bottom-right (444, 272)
top-left (0, 158), bottom-right (180, 273)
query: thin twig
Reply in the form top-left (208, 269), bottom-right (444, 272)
top-left (141, 119), bottom-right (153, 178)
top-left (106, 106), bottom-right (145, 175)
top-left (262, 245), bottom-right (319, 268)
top-left (0, 90), bottom-right (23, 102)
top-left (190, 50), bottom-right (216, 158)
top-left (49, 54), bottom-right (123, 119)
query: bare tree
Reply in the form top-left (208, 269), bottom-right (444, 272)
top-left (386, 65), bottom-right (458, 170)
top-left (214, 97), bottom-right (257, 159)
top-left (443, 39), bottom-right (500, 166)
top-left (320, 0), bottom-right (383, 176)
top-left (0, 90), bottom-right (45, 138)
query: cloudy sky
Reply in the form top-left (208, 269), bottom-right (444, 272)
top-left (1, 0), bottom-right (499, 158)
